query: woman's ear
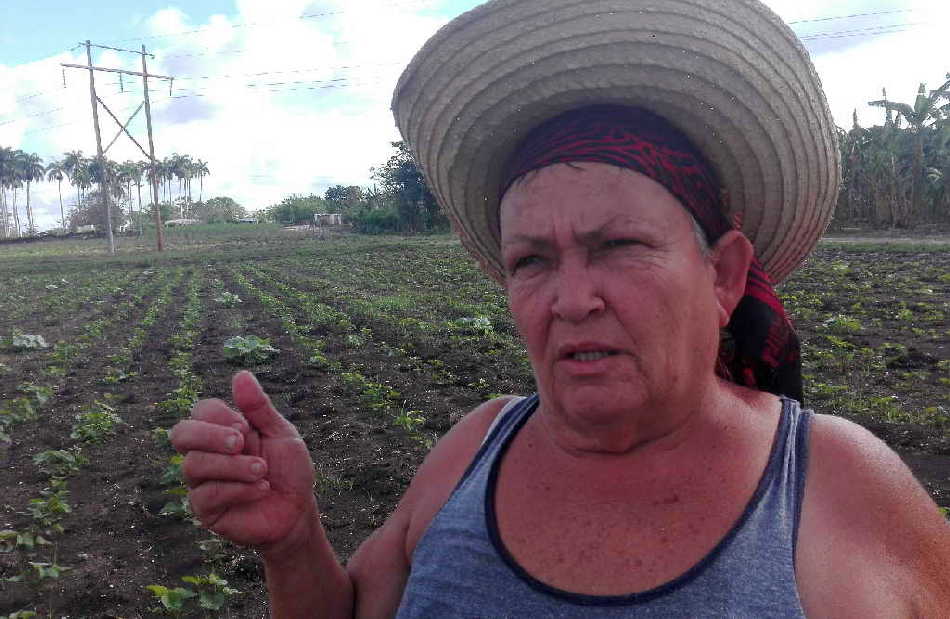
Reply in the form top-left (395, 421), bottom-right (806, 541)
top-left (710, 230), bottom-right (753, 327)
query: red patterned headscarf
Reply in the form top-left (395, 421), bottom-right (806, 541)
top-left (501, 105), bottom-right (803, 403)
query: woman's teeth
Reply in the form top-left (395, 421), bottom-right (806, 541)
top-left (572, 351), bottom-right (613, 361)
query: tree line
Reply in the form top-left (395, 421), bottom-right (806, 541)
top-left (836, 74), bottom-right (950, 229)
top-left (0, 149), bottom-right (211, 237)
top-left (7, 74), bottom-right (948, 239)
top-left (263, 141), bottom-right (447, 234)
top-left (266, 75), bottom-right (950, 234)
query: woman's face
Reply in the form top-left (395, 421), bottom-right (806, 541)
top-left (500, 162), bottom-right (727, 425)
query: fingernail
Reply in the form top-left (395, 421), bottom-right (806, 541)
top-left (256, 479), bottom-right (270, 491)
top-left (225, 434), bottom-right (239, 452)
top-left (250, 461), bottom-right (265, 476)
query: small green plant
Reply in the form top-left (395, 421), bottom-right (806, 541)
top-left (145, 584), bottom-right (197, 615)
top-left (1, 609), bottom-right (39, 618)
top-left (394, 408), bottom-right (425, 432)
top-left (213, 291), bottom-right (242, 307)
top-left (23, 479), bottom-right (71, 538)
top-left (822, 314), bottom-right (862, 334)
top-left (19, 560), bottom-right (71, 582)
top-left (161, 454), bottom-right (184, 485)
top-left (102, 368), bottom-right (137, 384)
top-left (156, 380), bottom-right (201, 417)
top-left (70, 398), bottom-right (123, 442)
top-left (146, 573), bottom-right (239, 614)
top-left (0, 528), bottom-right (50, 553)
top-left (10, 333), bottom-right (49, 351)
top-left (182, 572), bottom-right (241, 610)
top-left (33, 447), bottom-right (88, 478)
top-left (223, 335), bottom-right (279, 364)
top-left (18, 383), bottom-right (53, 406)
top-left (0, 398), bottom-right (37, 424)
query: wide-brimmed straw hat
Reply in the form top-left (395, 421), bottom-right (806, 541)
top-left (392, 0), bottom-right (840, 284)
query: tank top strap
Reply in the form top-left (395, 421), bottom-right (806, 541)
top-left (457, 394), bottom-right (538, 491)
top-left (749, 396), bottom-right (812, 558)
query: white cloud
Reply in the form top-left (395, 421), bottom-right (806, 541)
top-left (3, 0), bottom-right (945, 231)
top-left (3, 1), bottom-right (447, 231)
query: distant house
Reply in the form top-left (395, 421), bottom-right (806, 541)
top-left (76, 224), bottom-right (97, 233)
top-left (236, 217), bottom-right (259, 224)
top-left (313, 213), bottom-right (343, 226)
top-left (165, 218), bottom-right (201, 227)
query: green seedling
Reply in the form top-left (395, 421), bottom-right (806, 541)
top-left (0, 529), bottom-right (51, 553)
top-left (223, 335), bottom-right (279, 365)
top-left (821, 314), bottom-right (862, 334)
top-left (213, 292), bottom-right (242, 307)
top-left (10, 333), bottom-right (49, 351)
top-left (156, 380), bottom-right (201, 417)
top-left (394, 408), bottom-right (425, 433)
top-left (161, 454), bottom-right (184, 485)
top-left (0, 398), bottom-right (37, 424)
top-left (151, 427), bottom-right (171, 447)
top-left (21, 560), bottom-right (71, 581)
top-left (70, 399), bottom-right (123, 443)
top-left (33, 447), bottom-right (88, 478)
top-left (102, 368), bottom-right (137, 384)
top-left (24, 479), bottom-right (71, 536)
top-left (1, 609), bottom-right (39, 618)
top-left (145, 584), bottom-right (197, 615)
top-left (181, 572), bottom-right (240, 610)
top-left (18, 384), bottom-right (53, 406)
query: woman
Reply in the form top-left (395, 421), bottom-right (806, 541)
top-left (171, 0), bottom-right (950, 616)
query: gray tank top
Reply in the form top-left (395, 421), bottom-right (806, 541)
top-left (397, 395), bottom-right (812, 617)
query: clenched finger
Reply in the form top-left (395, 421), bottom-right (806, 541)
top-left (189, 479), bottom-right (271, 525)
top-left (182, 451), bottom-right (267, 487)
top-left (170, 419), bottom-right (245, 455)
top-left (191, 398), bottom-right (250, 433)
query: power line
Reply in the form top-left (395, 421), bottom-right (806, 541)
top-left (799, 22), bottom-right (920, 41)
top-left (787, 8), bottom-right (912, 25)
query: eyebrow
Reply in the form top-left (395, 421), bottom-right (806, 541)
top-left (502, 214), bottom-right (636, 248)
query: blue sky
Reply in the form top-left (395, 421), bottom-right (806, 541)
top-left (1, 0), bottom-right (947, 230)
top-left (0, 1), bottom-right (236, 66)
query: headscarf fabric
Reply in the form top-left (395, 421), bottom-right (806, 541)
top-left (501, 105), bottom-right (803, 403)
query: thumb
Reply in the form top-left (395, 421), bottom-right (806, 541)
top-left (232, 371), bottom-right (297, 439)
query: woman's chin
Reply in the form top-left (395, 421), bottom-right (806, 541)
top-left (548, 383), bottom-right (650, 425)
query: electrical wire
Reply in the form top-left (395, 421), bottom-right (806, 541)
top-left (787, 8), bottom-right (912, 25)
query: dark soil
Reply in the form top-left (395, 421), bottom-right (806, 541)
top-left (0, 239), bottom-right (946, 617)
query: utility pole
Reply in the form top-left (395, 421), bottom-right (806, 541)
top-left (84, 40), bottom-right (115, 255)
top-left (62, 42), bottom-right (173, 252)
top-left (142, 45), bottom-right (165, 251)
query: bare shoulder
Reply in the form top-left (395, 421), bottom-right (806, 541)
top-left (796, 412), bottom-right (950, 617)
top-left (345, 396), bottom-right (520, 618)
top-left (400, 395), bottom-right (523, 550)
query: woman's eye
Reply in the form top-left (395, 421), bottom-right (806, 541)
top-left (604, 238), bottom-right (638, 249)
top-left (512, 255), bottom-right (542, 272)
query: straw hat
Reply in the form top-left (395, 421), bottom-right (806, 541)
top-left (392, 0), bottom-right (840, 284)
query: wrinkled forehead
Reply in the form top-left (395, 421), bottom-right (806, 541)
top-left (499, 162), bottom-right (698, 242)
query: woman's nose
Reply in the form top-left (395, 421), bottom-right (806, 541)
top-left (550, 261), bottom-right (605, 323)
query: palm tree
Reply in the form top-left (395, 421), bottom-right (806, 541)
top-left (62, 150), bottom-right (86, 211)
top-left (869, 76), bottom-right (950, 224)
top-left (21, 152), bottom-right (45, 235)
top-left (46, 159), bottom-right (68, 230)
top-left (0, 146), bottom-right (15, 237)
top-left (195, 159), bottom-right (210, 202)
top-left (8, 149), bottom-right (27, 237)
top-left (117, 160), bottom-right (139, 230)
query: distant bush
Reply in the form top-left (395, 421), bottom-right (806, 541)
top-left (347, 206), bottom-right (400, 235)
